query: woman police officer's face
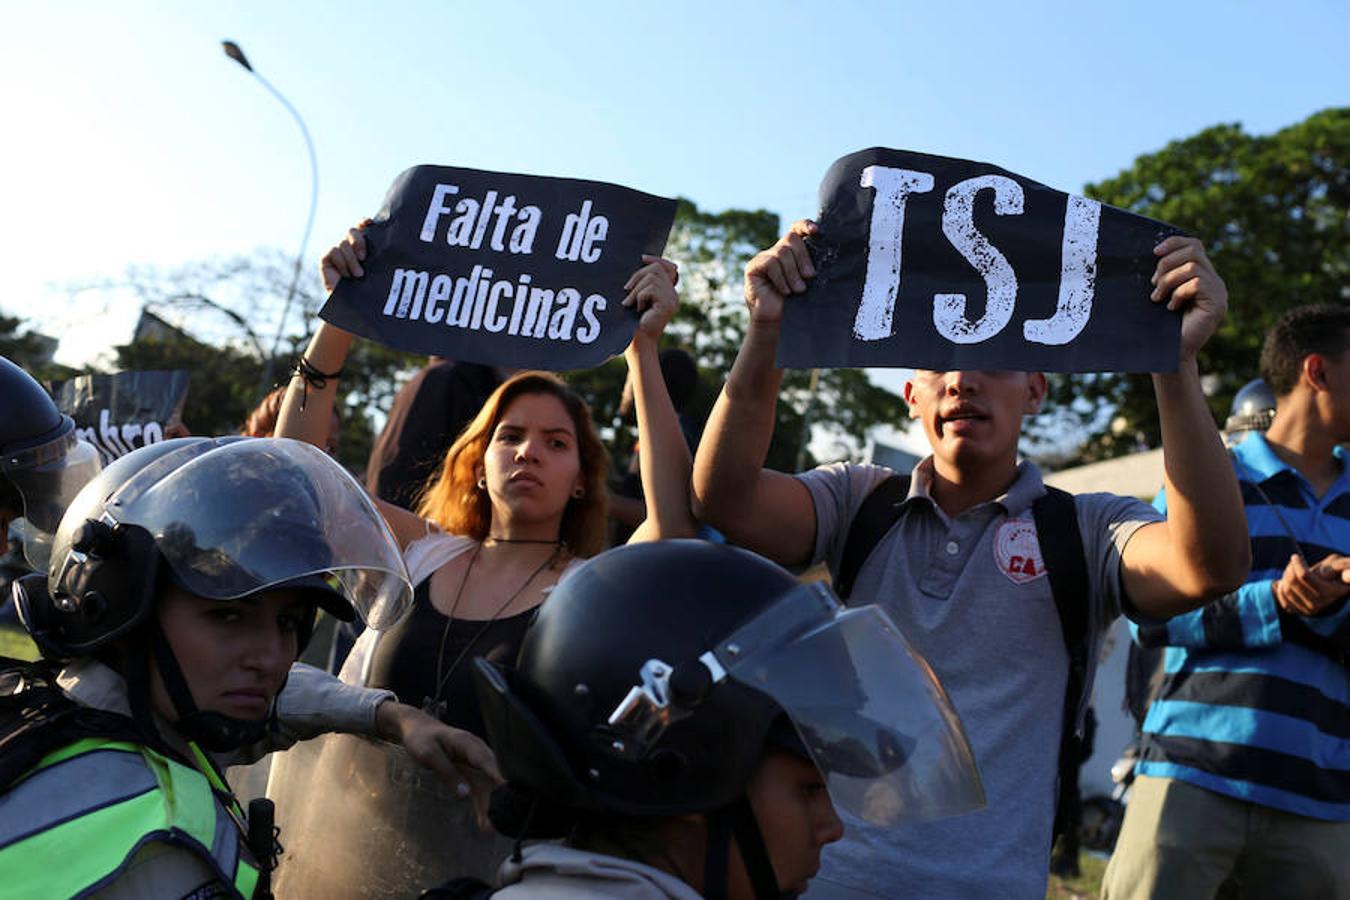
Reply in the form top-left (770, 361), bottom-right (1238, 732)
top-left (729, 750), bottom-right (845, 898)
top-left (150, 584), bottom-right (309, 723)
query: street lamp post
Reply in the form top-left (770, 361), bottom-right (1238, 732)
top-left (222, 40), bottom-right (319, 393)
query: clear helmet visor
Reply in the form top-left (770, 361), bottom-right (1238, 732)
top-left (713, 583), bottom-right (985, 825)
top-left (2, 432), bottom-right (103, 571)
top-left (49, 437), bottom-right (413, 628)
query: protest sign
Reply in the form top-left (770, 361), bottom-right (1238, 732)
top-left (49, 370), bottom-right (190, 464)
top-left (319, 166), bottom-right (678, 370)
top-left (778, 148), bottom-right (1186, 372)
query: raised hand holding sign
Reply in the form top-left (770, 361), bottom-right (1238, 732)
top-left (319, 166), bottom-right (678, 370)
top-left (778, 148), bottom-right (1188, 372)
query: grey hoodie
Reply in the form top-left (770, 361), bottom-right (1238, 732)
top-left (494, 843), bottom-right (704, 900)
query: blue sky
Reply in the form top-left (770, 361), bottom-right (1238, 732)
top-left (3, 1), bottom-right (1345, 426)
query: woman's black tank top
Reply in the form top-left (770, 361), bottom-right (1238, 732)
top-left (365, 577), bottom-right (537, 738)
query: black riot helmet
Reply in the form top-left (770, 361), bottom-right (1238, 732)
top-left (0, 355), bottom-right (102, 569)
top-left (1225, 378), bottom-right (1277, 442)
top-left (474, 541), bottom-right (983, 900)
top-left (13, 436), bottom-right (413, 750)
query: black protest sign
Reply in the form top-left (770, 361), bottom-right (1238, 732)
top-left (49, 370), bottom-right (190, 464)
top-left (319, 166), bottom-right (678, 370)
top-left (778, 148), bottom-right (1186, 373)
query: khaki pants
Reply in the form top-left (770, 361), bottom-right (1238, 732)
top-left (1101, 775), bottom-right (1350, 900)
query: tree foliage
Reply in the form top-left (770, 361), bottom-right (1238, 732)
top-left (571, 199), bottom-right (906, 473)
top-left (1039, 107), bottom-right (1349, 462)
top-left (0, 315), bottom-right (79, 382)
top-left (61, 249), bottom-right (422, 472)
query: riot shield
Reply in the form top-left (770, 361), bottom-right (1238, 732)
top-left (266, 732), bottom-right (512, 898)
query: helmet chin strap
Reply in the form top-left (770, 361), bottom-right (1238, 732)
top-left (148, 621), bottom-right (272, 753)
top-left (131, 623), bottom-right (284, 881)
top-left (703, 796), bottom-right (790, 900)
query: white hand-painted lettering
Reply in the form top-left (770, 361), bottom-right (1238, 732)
top-left (854, 167), bottom-right (1105, 350)
top-left (1024, 195), bottom-right (1101, 345)
top-left (424, 274), bottom-right (452, 324)
top-left (420, 184), bottom-right (460, 242)
top-left (99, 409), bottom-right (131, 458)
top-left (934, 175), bottom-right (1023, 344)
top-left (378, 266), bottom-right (608, 345)
top-left (383, 268), bottom-right (429, 318)
top-left (854, 165), bottom-right (936, 341)
top-left (420, 183), bottom-right (541, 253)
top-left (575, 295), bottom-right (607, 344)
top-left (78, 412), bottom-right (168, 463)
top-left (555, 200), bottom-right (609, 263)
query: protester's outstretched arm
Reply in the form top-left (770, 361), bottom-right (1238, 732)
top-left (245, 662), bottom-right (502, 821)
top-left (374, 698), bottom-right (503, 821)
top-left (275, 224), bottom-right (427, 548)
top-left (1120, 236), bottom-right (1250, 618)
top-left (275, 318), bottom-right (353, 444)
top-left (691, 221), bottom-right (818, 566)
top-left (625, 256), bottom-right (697, 542)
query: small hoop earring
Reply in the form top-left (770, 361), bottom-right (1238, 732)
top-left (477, 477), bottom-right (487, 490)
top-left (571, 486), bottom-right (584, 499)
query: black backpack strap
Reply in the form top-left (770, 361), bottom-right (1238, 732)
top-left (1, 657), bottom-right (80, 787)
top-left (840, 478), bottom-right (1093, 841)
top-left (837, 474), bottom-right (911, 600)
top-left (1030, 486), bottom-right (1091, 840)
top-left (0, 656), bottom-right (149, 789)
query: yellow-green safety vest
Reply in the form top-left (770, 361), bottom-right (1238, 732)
top-left (0, 737), bottom-right (261, 898)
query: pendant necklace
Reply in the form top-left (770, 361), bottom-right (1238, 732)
top-left (420, 539), bottom-right (564, 720)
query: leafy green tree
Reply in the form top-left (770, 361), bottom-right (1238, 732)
top-left (0, 315), bottom-right (79, 382)
top-left (1038, 107), bottom-right (1348, 461)
top-left (113, 330), bottom-right (418, 473)
top-left (113, 329), bottom-right (271, 439)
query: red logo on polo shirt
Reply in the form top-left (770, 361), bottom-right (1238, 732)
top-left (993, 517), bottom-right (1047, 585)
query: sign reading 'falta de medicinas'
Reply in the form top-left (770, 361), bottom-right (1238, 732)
top-left (319, 165), bottom-right (678, 370)
top-left (778, 148), bottom-right (1187, 373)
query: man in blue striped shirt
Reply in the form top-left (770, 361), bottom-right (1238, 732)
top-left (1103, 304), bottom-right (1350, 899)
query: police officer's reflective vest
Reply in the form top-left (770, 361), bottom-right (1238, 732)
top-left (0, 736), bottom-right (261, 898)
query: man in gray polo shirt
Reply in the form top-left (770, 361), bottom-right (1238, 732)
top-left (692, 220), bottom-right (1250, 898)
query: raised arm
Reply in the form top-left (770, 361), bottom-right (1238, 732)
top-left (276, 224), bottom-right (365, 448)
top-left (274, 224), bottom-right (427, 549)
top-left (691, 221), bottom-right (818, 566)
top-left (1119, 237), bottom-right (1251, 618)
top-left (624, 256), bottom-right (697, 542)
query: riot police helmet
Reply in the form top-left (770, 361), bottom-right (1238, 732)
top-left (474, 540), bottom-right (983, 899)
top-left (0, 355), bottom-right (102, 569)
top-left (13, 436), bottom-right (413, 749)
top-left (1224, 378), bottom-right (1277, 441)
